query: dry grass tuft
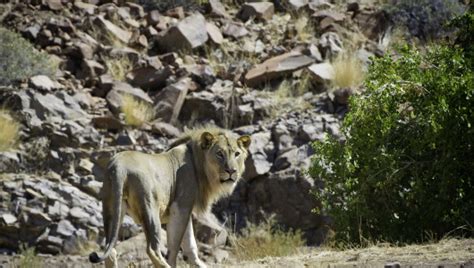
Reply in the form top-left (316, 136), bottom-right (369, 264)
top-left (0, 109), bottom-right (20, 152)
top-left (121, 94), bottom-right (155, 128)
top-left (230, 219), bottom-right (305, 261)
top-left (14, 245), bottom-right (42, 268)
top-left (105, 56), bottom-right (134, 81)
top-left (294, 14), bottom-right (315, 42)
top-left (331, 53), bottom-right (365, 89)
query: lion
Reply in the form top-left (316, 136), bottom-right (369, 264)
top-left (89, 127), bottom-right (251, 268)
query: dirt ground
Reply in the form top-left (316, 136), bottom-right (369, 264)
top-left (1, 237), bottom-right (473, 268)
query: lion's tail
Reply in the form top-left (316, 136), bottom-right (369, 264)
top-left (89, 165), bottom-right (125, 263)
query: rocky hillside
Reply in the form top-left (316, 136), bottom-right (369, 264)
top-left (0, 0), bottom-right (398, 263)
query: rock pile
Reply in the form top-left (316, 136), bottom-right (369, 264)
top-left (0, 0), bottom-right (394, 261)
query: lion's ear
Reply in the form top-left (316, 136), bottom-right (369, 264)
top-left (200, 132), bottom-right (215, 149)
top-left (238, 135), bottom-right (251, 149)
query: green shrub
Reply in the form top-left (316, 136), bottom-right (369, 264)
top-left (387, 0), bottom-right (465, 42)
top-left (310, 41), bottom-right (474, 243)
top-left (0, 27), bottom-right (55, 85)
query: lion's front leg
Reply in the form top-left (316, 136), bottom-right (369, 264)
top-left (181, 217), bottom-right (207, 268)
top-left (166, 202), bottom-right (192, 267)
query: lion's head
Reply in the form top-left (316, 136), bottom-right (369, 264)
top-left (169, 126), bottom-right (251, 213)
top-left (199, 131), bottom-right (251, 186)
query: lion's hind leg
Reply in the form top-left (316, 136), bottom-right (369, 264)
top-left (139, 200), bottom-right (170, 268)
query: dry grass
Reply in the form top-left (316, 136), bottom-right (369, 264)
top-left (204, 41), bottom-right (258, 77)
top-left (89, 25), bottom-right (124, 48)
top-left (105, 55), bottom-right (134, 81)
top-left (14, 246), bottom-right (42, 268)
top-left (229, 219), bottom-right (305, 261)
top-left (294, 14), bottom-right (315, 42)
top-left (0, 109), bottom-right (20, 152)
top-left (121, 94), bottom-right (155, 128)
top-left (331, 53), bottom-right (365, 89)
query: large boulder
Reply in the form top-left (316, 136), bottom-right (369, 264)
top-left (157, 13), bottom-right (208, 52)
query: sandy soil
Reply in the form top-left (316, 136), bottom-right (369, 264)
top-left (1, 237), bottom-right (473, 268)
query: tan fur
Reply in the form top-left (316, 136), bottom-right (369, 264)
top-left (90, 126), bottom-right (251, 268)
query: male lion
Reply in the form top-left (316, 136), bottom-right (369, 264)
top-left (89, 127), bottom-right (251, 268)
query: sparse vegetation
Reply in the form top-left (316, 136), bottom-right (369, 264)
top-left (15, 246), bottom-right (42, 268)
top-left (105, 55), bottom-right (134, 81)
top-left (294, 14), bottom-right (315, 42)
top-left (331, 53), bottom-right (365, 89)
top-left (121, 94), bottom-right (155, 127)
top-left (0, 27), bottom-right (55, 85)
top-left (0, 109), bottom-right (20, 152)
top-left (230, 219), bottom-right (305, 261)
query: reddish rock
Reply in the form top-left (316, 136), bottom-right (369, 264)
top-left (238, 2), bottom-right (274, 22)
top-left (92, 116), bottom-right (124, 130)
top-left (157, 13), bottom-right (209, 52)
top-left (244, 52), bottom-right (314, 86)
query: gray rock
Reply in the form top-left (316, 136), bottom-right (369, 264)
top-left (48, 201), bottom-right (70, 220)
top-left (56, 220), bottom-right (76, 237)
top-left (222, 21), bottom-right (249, 39)
top-left (30, 92), bottom-right (87, 121)
top-left (153, 78), bottom-right (191, 124)
top-left (206, 22), bottom-right (224, 45)
top-left (150, 122), bottom-right (181, 138)
top-left (93, 15), bottom-right (131, 44)
top-left (29, 75), bottom-right (58, 91)
top-left (69, 207), bottom-right (89, 220)
top-left (244, 132), bottom-right (274, 180)
top-left (288, 0), bottom-right (308, 10)
top-left (179, 80), bottom-right (235, 126)
top-left (106, 81), bottom-right (153, 115)
top-left (318, 32), bottom-right (343, 58)
top-left (208, 0), bottom-right (231, 18)
top-left (1, 214), bottom-right (17, 225)
top-left (238, 2), bottom-right (275, 22)
top-left (307, 62), bottom-right (334, 84)
top-left (157, 13), bottom-right (208, 52)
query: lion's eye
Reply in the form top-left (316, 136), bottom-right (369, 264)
top-left (235, 151), bottom-right (240, 157)
top-left (216, 151), bottom-right (224, 159)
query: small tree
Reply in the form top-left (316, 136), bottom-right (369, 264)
top-left (310, 24), bottom-right (474, 243)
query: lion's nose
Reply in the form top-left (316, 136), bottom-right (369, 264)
top-left (225, 168), bottom-right (236, 175)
